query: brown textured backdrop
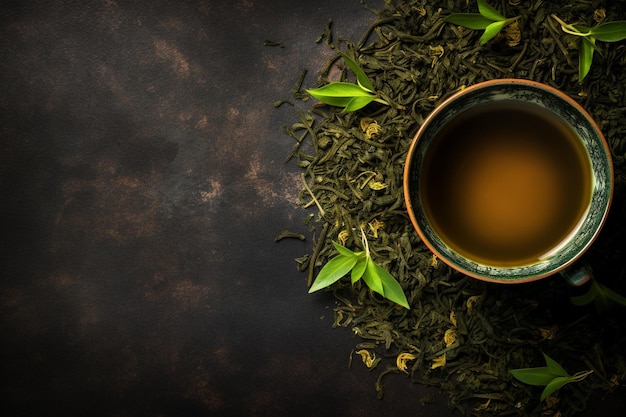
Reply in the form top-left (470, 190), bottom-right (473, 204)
top-left (0, 1), bottom-right (451, 416)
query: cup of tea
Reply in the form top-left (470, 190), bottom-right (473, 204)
top-left (403, 79), bottom-right (613, 285)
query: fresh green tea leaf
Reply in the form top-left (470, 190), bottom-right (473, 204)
top-left (332, 240), bottom-right (357, 258)
top-left (351, 255), bottom-right (368, 284)
top-left (307, 95), bottom-right (353, 108)
top-left (541, 376), bottom-right (572, 401)
top-left (579, 37), bottom-right (595, 81)
top-left (480, 20), bottom-right (507, 44)
top-left (510, 367), bottom-right (557, 386)
top-left (589, 21), bottom-right (626, 42)
top-left (362, 257), bottom-right (385, 297)
top-left (543, 353), bottom-right (570, 377)
top-left (307, 82), bottom-right (378, 111)
top-left (374, 264), bottom-right (410, 309)
top-left (309, 254), bottom-right (358, 293)
top-left (477, 0), bottom-right (506, 22)
top-left (307, 82), bottom-right (376, 99)
top-left (339, 52), bottom-right (375, 93)
top-left (444, 13), bottom-right (493, 30)
top-left (570, 282), bottom-right (598, 305)
top-left (344, 95), bottom-right (377, 112)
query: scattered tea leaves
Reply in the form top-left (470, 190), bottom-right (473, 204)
top-left (283, 0), bottom-right (626, 415)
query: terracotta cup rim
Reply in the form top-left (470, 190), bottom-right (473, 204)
top-left (403, 78), bottom-right (614, 283)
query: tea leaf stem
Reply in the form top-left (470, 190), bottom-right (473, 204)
top-left (571, 369), bottom-right (594, 382)
top-left (301, 173), bottom-right (326, 217)
top-left (551, 15), bottom-right (589, 37)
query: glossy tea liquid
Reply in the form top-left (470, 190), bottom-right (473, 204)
top-left (420, 101), bottom-right (592, 267)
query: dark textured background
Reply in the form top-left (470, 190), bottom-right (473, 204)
top-left (0, 0), bottom-right (454, 416)
top-left (0, 1), bottom-right (622, 416)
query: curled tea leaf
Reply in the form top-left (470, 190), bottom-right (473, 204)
top-left (396, 352), bottom-right (418, 373)
top-left (368, 181), bottom-right (387, 190)
top-left (431, 354), bottom-right (446, 369)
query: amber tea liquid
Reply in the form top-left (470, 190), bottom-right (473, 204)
top-left (420, 101), bottom-right (592, 267)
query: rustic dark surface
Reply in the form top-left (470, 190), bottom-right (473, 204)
top-left (0, 1), bottom-right (623, 416)
top-left (0, 1), bottom-right (453, 416)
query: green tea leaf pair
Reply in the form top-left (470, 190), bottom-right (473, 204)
top-left (570, 276), bottom-right (626, 312)
top-left (552, 15), bottom-right (626, 81)
top-left (510, 353), bottom-right (593, 401)
top-left (309, 240), bottom-right (410, 309)
top-left (444, 0), bottom-right (518, 45)
top-left (306, 52), bottom-right (388, 112)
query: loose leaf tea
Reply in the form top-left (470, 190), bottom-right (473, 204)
top-left (282, 0), bottom-right (626, 416)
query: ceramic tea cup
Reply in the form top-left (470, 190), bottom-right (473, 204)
top-left (403, 79), bottom-right (613, 285)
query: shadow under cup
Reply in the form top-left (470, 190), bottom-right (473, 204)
top-left (403, 79), bottom-right (613, 283)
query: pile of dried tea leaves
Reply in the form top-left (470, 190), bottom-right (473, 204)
top-left (283, 0), bottom-right (626, 416)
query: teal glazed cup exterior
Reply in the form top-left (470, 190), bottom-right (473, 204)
top-left (403, 79), bottom-right (614, 284)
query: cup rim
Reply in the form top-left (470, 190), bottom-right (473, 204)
top-left (403, 78), bottom-right (614, 283)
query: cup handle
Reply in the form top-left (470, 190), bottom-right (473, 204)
top-left (559, 261), bottom-right (593, 287)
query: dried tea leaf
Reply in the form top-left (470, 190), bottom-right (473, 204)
top-left (368, 181), bottom-right (387, 190)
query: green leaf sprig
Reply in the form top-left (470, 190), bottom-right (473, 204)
top-left (552, 15), bottom-right (626, 82)
top-left (570, 276), bottom-right (626, 312)
top-left (308, 228), bottom-right (410, 309)
top-left (306, 52), bottom-right (388, 112)
top-left (510, 353), bottom-right (593, 402)
top-left (444, 0), bottom-right (519, 45)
